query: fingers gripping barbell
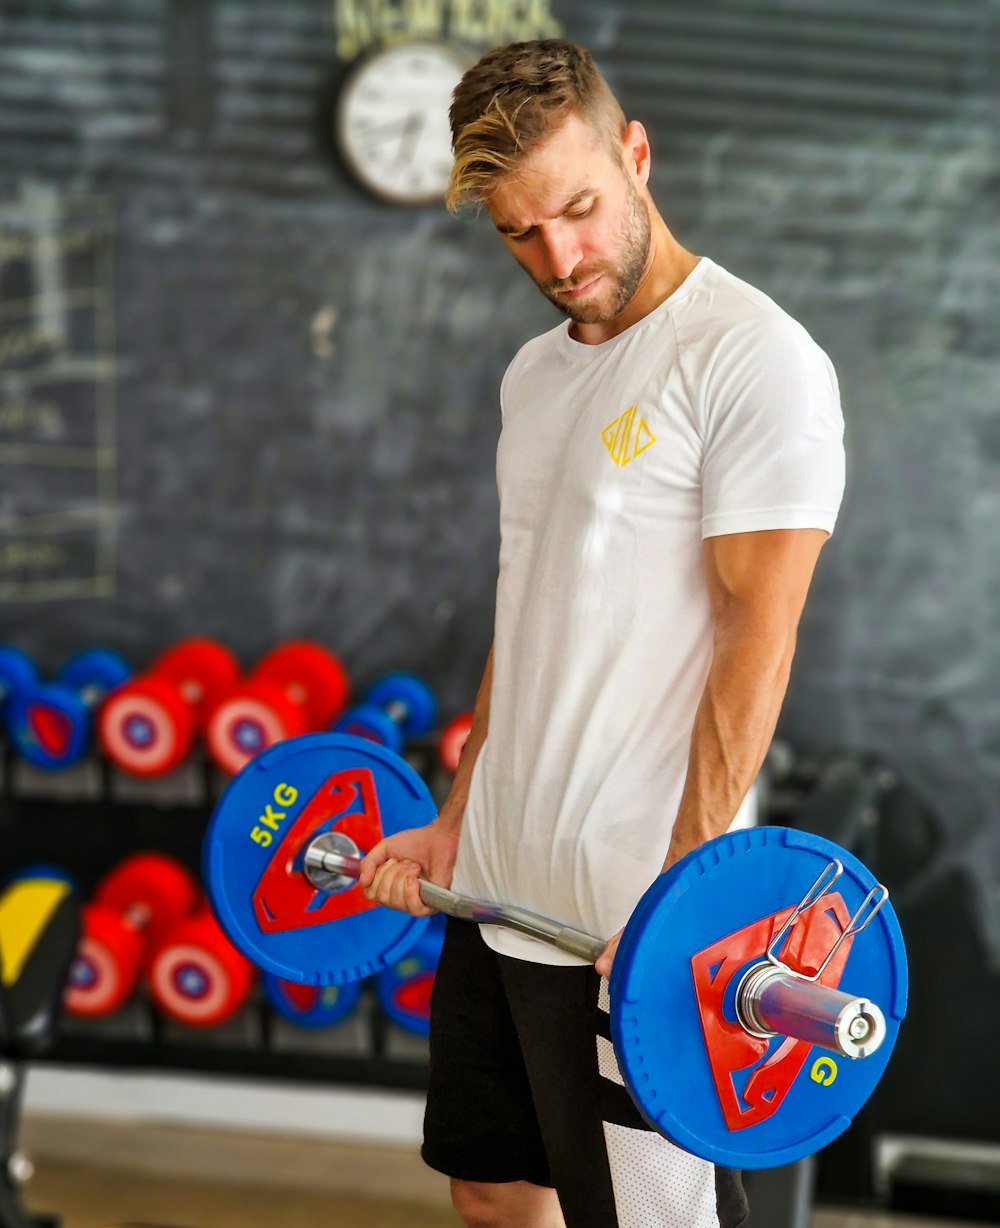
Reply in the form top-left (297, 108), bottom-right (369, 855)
top-left (203, 734), bottom-right (908, 1169)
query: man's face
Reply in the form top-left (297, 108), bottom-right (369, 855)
top-left (486, 113), bottom-right (652, 326)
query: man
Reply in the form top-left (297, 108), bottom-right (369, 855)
top-left (359, 39), bottom-right (845, 1228)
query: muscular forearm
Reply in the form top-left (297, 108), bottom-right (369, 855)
top-left (435, 643), bottom-right (493, 835)
top-left (664, 611), bottom-right (796, 869)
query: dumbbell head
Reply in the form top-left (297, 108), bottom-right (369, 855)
top-left (253, 641), bottom-right (350, 728)
top-left (334, 672), bottom-right (436, 751)
top-left (58, 649), bottom-right (132, 704)
top-left (0, 646), bottom-right (38, 717)
top-left (363, 674), bottom-right (436, 738)
top-left (438, 711), bottom-right (473, 775)
top-left (374, 914), bottom-right (446, 1036)
top-left (153, 637), bottom-right (241, 718)
top-left (65, 903), bottom-right (147, 1018)
top-left (95, 852), bottom-right (201, 950)
top-left (262, 973), bottom-right (363, 1029)
top-left (6, 647), bottom-right (130, 770)
top-left (3, 862), bottom-right (78, 892)
top-left (205, 641), bottom-right (350, 776)
top-left (64, 853), bottom-right (201, 1018)
top-left (98, 638), bottom-right (240, 776)
top-left (147, 911), bottom-right (255, 1028)
top-left (333, 703), bottom-right (403, 752)
top-left (205, 679), bottom-right (310, 775)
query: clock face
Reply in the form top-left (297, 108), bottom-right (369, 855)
top-left (337, 41), bottom-right (469, 206)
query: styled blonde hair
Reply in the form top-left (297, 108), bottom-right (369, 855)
top-left (447, 40), bottom-right (626, 212)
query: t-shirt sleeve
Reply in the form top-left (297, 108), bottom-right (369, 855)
top-left (698, 313), bottom-right (846, 539)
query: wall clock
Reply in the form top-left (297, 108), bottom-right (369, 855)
top-left (336, 41), bottom-right (469, 206)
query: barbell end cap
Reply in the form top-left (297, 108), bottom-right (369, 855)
top-left (303, 831), bottom-right (363, 893)
top-left (835, 998), bottom-right (886, 1059)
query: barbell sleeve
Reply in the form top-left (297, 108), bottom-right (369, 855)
top-left (736, 962), bottom-right (886, 1059)
top-left (303, 834), bottom-right (885, 1058)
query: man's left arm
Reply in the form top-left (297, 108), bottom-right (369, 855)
top-left (595, 525), bottom-right (829, 976)
top-left (663, 525), bottom-right (829, 867)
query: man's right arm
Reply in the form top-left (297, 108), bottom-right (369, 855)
top-left (435, 641), bottom-right (493, 833)
top-left (358, 642), bottom-right (494, 915)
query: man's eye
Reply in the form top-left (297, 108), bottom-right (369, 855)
top-left (567, 203), bottom-right (595, 219)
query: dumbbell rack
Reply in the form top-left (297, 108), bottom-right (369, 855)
top-left (0, 737), bottom-right (450, 1093)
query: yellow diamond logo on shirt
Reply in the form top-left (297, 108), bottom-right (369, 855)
top-left (602, 406), bottom-right (656, 467)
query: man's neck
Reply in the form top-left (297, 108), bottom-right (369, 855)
top-left (569, 219), bottom-right (698, 346)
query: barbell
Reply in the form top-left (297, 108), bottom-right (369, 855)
top-left (203, 733), bottom-right (908, 1169)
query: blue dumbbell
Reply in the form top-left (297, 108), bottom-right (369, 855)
top-left (262, 973), bottom-right (363, 1029)
top-left (6, 647), bottom-right (131, 770)
top-left (333, 672), bottom-right (436, 753)
top-left (0, 646), bottom-right (39, 723)
top-left (374, 914), bottom-right (446, 1036)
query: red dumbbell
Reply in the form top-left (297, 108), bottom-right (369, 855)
top-left (64, 853), bottom-right (201, 1018)
top-left (205, 640), bottom-right (350, 775)
top-left (98, 638), bottom-right (241, 776)
top-left (438, 711), bottom-right (473, 776)
top-left (147, 911), bottom-right (255, 1028)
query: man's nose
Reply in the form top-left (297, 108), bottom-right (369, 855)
top-left (541, 224), bottom-right (582, 282)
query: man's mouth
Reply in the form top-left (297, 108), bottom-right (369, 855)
top-left (558, 274), bottom-right (603, 299)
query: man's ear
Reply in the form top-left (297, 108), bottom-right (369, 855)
top-left (623, 120), bottom-right (651, 187)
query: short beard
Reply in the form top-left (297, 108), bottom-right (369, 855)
top-left (539, 176), bottom-right (652, 325)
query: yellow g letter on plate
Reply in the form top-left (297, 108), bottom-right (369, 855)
top-left (810, 1057), bottom-right (838, 1087)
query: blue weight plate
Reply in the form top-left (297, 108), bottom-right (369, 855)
top-left (0, 646), bottom-right (38, 714)
top-left (364, 673), bottom-right (437, 738)
top-left (6, 684), bottom-right (91, 769)
top-left (263, 973), bottom-right (363, 1028)
top-left (204, 732), bottom-right (436, 986)
top-left (609, 826), bottom-right (908, 1169)
top-left (374, 913), bottom-right (446, 1036)
top-left (333, 704), bottom-right (403, 753)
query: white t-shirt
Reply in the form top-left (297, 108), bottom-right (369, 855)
top-left (451, 256), bottom-right (846, 964)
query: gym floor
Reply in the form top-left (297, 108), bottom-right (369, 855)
top-left (19, 1117), bottom-right (994, 1228)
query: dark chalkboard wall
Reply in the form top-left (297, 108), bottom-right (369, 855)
top-left (0, 0), bottom-right (998, 1141)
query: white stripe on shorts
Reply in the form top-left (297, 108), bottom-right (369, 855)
top-left (602, 1122), bottom-right (722, 1228)
top-left (597, 977), bottom-right (721, 1227)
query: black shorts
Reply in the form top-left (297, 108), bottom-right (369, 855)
top-left (421, 917), bottom-right (750, 1228)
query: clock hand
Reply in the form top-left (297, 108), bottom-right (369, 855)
top-left (355, 115), bottom-right (418, 143)
top-left (398, 112), bottom-right (425, 166)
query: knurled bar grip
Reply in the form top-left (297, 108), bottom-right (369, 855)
top-left (302, 837), bottom-right (887, 1058)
